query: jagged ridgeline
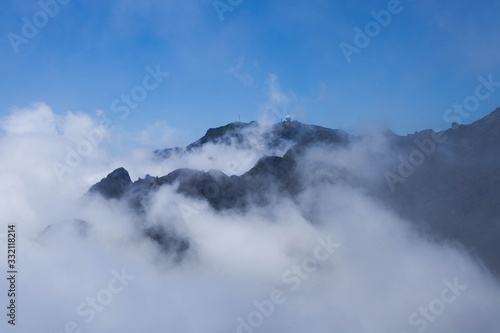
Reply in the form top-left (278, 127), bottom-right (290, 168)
top-left (89, 109), bottom-right (500, 278)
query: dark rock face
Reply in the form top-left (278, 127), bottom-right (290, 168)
top-left (154, 120), bottom-right (351, 158)
top-left (96, 121), bottom-right (351, 212)
top-left (376, 108), bottom-right (500, 277)
top-left (267, 120), bottom-right (350, 148)
top-left (88, 109), bottom-right (500, 277)
top-left (144, 225), bottom-right (190, 261)
top-left (187, 121), bottom-right (259, 149)
top-left (88, 167), bottom-right (132, 199)
top-left (94, 122), bottom-right (351, 212)
top-left (154, 121), bottom-right (259, 157)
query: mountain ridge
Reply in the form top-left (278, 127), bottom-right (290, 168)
top-left (89, 108), bottom-right (500, 278)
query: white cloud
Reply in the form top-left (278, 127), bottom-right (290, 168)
top-left (0, 103), bottom-right (499, 333)
top-left (137, 120), bottom-right (183, 149)
top-left (227, 56), bottom-right (254, 86)
top-left (266, 74), bottom-right (290, 107)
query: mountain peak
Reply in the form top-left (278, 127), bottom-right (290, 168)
top-left (88, 167), bottom-right (132, 199)
top-left (154, 120), bottom-right (350, 158)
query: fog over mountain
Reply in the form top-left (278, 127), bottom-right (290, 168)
top-left (1, 103), bottom-right (500, 333)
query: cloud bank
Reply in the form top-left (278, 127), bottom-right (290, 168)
top-left (0, 103), bottom-right (499, 333)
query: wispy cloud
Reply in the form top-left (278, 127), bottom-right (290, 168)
top-left (227, 56), bottom-right (254, 86)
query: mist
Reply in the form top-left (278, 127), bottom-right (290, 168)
top-left (1, 103), bottom-right (499, 333)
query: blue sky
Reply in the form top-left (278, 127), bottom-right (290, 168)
top-left (1, 0), bottom-right (500, 146)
